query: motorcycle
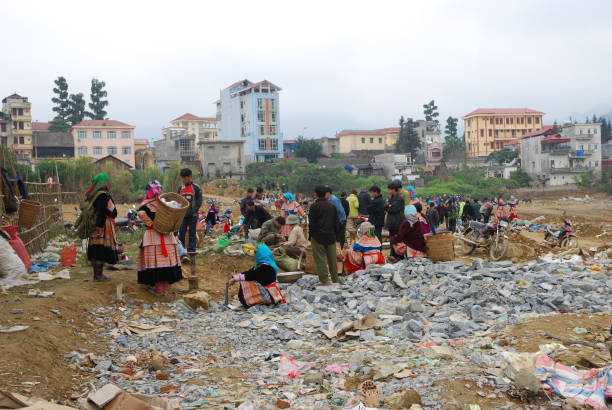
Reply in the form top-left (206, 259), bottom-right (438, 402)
top-left (460, 217), bottom-right (510, 261)
top-left (544, 218), bottom-right (578, 248)
top-left (115, 207), bottom-right (142, 232)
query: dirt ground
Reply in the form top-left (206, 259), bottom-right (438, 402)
top-left (1, 191), bottom-right (610, 404)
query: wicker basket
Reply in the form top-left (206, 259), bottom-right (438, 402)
top-left (153, 193), bottom-right (189, 234)
top-left (426, 231), bottom-right (455, 262)
top-left (18, 199), bottom-right (42, 228)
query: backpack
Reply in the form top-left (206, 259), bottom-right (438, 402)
top-left (74, 191), bottom-right (105, 239)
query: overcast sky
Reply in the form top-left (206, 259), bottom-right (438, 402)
top-left (1, 0), bottom-right (611, 140)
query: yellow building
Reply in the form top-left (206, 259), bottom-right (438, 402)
top-left (163, 113), bottom-right (217, 143)
top-left (462, 108), bottom-right (544, 157)
top-left (337, 127), bottom-right (400, 153)
top-left (2, 93), bottom-right (33, 163)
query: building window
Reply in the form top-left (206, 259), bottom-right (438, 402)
top-left (258, 139), bottom-right (266, 150)
top-left (527, 117), bottom-right (532, 124)
top-left (259, 125), bottom-right (265, 136)
top-left (19, 136), bottom-right (24, 144)
top-left (467, 119), bottom-right (471, 126)
top-left (223, 145), bottom-right (230, 153)
top-left (512, 130), bottom-right (516, 137)
top-left (488, 130), bottom-right (492, 137)
top-left (369, 138), bottom-right (374, 143)
top-left (490, 118), bottom-right (494, 125)
top-left (19, 122), bottom-right (24, 129)
top-left (93, 147), bottom-right (103, 155)
top-left (122, 146), bottom-right (131, 155)
top-left (378, 138), bottom-right (382, 144)
top-left (535, 117), bottom-right (540, 124)
top-left (107, 131), bottom-right (116, 139)
top-left (93, 131), bottom-right (102, 139)
top-left (480, 130), bottom-right (484, 137)
top-left (270, 138), bottom-right (278, 150)
top-left (122, 131), bottom-right (130, 139)
top-left (361, 137), bottom-right (365, 143)
top-left (77, 130), bottom-right (86, 139)
top-left (207, 146), bottom-right (215, 151)
top-left (269, 125), bottom-right (277, 135)
top-left (490, 142), bottom-right (494, 148)
top-left (579, 129), bottom-right (583, 134)
top-left (78, 147), bottom-right (88, 155)
top-left (107, 147), bottom-right (117, 155)
top-left (594, 129), bottom-right (598, 134)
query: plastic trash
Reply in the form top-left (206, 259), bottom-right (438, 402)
top-left (572, 327), bottom-right (588, 335)
top-left (61, 244), bottom-right (77, 266)
top-left (325, 363), bottom-right (349, 374)
top-left (277, 354), bottom-right (312, 378)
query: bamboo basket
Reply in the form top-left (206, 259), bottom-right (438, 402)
top-left (426, 231), bottom-right (455, 262)
top-left (153, 193), bottom-right (189, 234)
top-left (18, 199), bottom-right (42, 228)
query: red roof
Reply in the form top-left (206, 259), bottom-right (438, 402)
top-left (32, 121), bottom-right (50, 131)
top-left (134, 138), bottom-right (149, 146)
top-left (504, 139), bottom-right (519, 146)
top-left (171, 113), bottom-right (216, 122)
top-left (521, 126), bottom-right (555, 139)
top-left (463, 108), bottom-right (544, 118)
top-left (2, 93), bottom-right (23, 102)
top-left (233, 80), bottom-right (282, 94)
top-left (541, 134), bottom-right (570, 145)
top-left (73, 120), bottom-right (134, 128)
top-left (602, 159), bottom-right (612, 166)
top-left (283, 139), bottom-right (297, 144)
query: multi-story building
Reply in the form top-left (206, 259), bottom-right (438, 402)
top-left (520, 122), bottom-right (602, 186)
top-left (315, 136), bottom-right (340, 157)
top-left (162, 113), bottom-right (217, 143)
top-left (153, 128), bottom-right (197, 165)
top-left (0, 112), bottom-right (10, 147)
top-left (32, 122), bottom-right (74, 160)
top-left (199, 140), bottom-right (246, 179)
top-left (463, 108), bottom-right (544, 157)
top-left (2, 93), bottom-right (33, 163)
top-left (72, 120), bottom-right (136, 167)
top-left (216, 79), bottom-right (282, 162)
top-left (336, 128), bottom-right (400, 153)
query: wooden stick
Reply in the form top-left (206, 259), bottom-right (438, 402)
top-left (541, 332), bottom-right (602, 349)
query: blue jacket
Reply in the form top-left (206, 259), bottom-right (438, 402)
top-left (329, 194), bottom-right (347, 223)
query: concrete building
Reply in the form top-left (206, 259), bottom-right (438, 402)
top-left (520, 122), bottom-right (602, 186)
top-left (32, 128), bottom-right (74, 160)
top-left (73, 120), bottom-right (136, 167)
top-left (198, 140), bottom-right (246, 179)
top-left (0, 112), bottom-right (10, 147)
top-left (336, 128), bottom-right (399, 153)
top-left (315, 136), bottom-right (340, 157)
top-left (153, 128), bottom-right (197, 168)
top-left (163, 113), bottom-right (217, 143)
top-left (318, 156), bottom-right (384, 178)
top-left (2, 93), bottom-right (33, 163)
top-left (463, 108), bottom-right (544, 157)
top-left (134, 139), bottom-right (156, 169)
top-left (373, 153), bottom-right (419, 182)
top-left (216, 79), bottom-right (282, 162)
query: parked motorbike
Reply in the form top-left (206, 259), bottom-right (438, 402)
top-left (543, 218), bottom-right (577, 248)
top-left (460, 217), bottom-right (510, 261)
top-left (115, 207), bottom-right (142, 232)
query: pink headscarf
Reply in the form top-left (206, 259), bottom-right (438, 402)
top-left (145, 180), bottom-right (162, 199)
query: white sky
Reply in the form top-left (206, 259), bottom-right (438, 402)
top-left (1, 0), bottom-right (611, 140)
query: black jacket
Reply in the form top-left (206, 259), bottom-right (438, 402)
top-left (239, 196), bottom-right (251, 217)
top-left (340, 198), bottom-right (350, 219)
top-left (367, 195), bottom-right (386, 228)
top-left (244, 204), bottom-right (272, 229)
top-left (357, 191), bottom-right (371, 215)
top-left (308, 198), bottom-right (338, 245)
top-left (178, 183), bottom-right (203, 217)
top-left (385, 194), bottom-right (405, 232)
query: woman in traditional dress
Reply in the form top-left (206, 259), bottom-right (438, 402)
top-left (496, 196), bottom-right (507, 220)
top-left (280, 192), bottom-right (305, 237)
top-left (86, 173), bottom-right (119, 282)
top-left (136, 180), bottom-right (183, 295)
top-left (342, 222), bottom-right (386, 274)
top-left (414, 202), bottom-right (431, 234)
top-left (390, 205), bottom-right (427, 260)
top-left (507, 195), bottom-right (518, 220)
top-left (227, 245), bottom-right (285, 308)
top-left (204, 203), bottom-right (218, 234)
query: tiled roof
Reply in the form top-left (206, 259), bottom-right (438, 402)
top-left (2, 93), bottom-right (23, 102)
top-left (541, 134), bottom-right (570, 145)
top-left (226, 79), bottom-right (251, 90)
top-left (134, 138), bottom-right (149, 146)
top-left (171, 113), bottom-right (216, 122)
top-left (232, 80), bottom-right (282, 95)
top-left (521, 126), bottom-right (555, 139)
top-left (94, 155), bottom-right (133, 168)
top-left (32, 121), bottom-right (50, 131)
top-left (463, 108), bottom-right (544, 118)
top-left (73, 120), bottom-right (134, 128)
top-left (504, 139), bottom-right (519, 146)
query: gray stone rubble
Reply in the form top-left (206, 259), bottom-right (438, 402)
top-left (72, 256), bottom-right (611, 408)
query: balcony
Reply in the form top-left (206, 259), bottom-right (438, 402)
top-left (569, 150), bottom-right (593, 158)
top-left (550, 167), bottom-right (588, 174)
top-left (575, 134), bottom-right (595, 140)
top-left (548, 147), bottom-right (570, 155)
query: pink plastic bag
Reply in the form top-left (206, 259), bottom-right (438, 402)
top-left (325, 363), bottom-right (349, 375)
top-left (277, 354), bottom-right (312, 378)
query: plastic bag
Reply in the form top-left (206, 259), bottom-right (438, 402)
top-left (277, 354), bottom-right (312, 378)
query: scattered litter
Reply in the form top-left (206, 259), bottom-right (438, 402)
top-left (0, 325), bottom-right (29, 333)
top-left (28, 289), bottom-right (55, 297)
top-left (324, 363), bottom-right (349, 374)
top-left (110, 321), bottom-right (175, 337)
top-left (277, 354), bottom-right (312, 378)
top-left (573, 327), bottom-right (588, 335)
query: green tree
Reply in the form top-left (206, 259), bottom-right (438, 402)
top-left (51, 76), bottom-right (71, 121)
top-left (444, 116), bottom-right (458, 139)
top-left (294, 136), bottom-right (323, 163)
top-left (423, 100), bottom-right (440, 130)
top-left (86, 78), bottom-right (109, 120)
top-left (48, 117), bottom-right (71, 132)
top-left (508, 168), bottom-right (531, 187)
top-left (487, 148), bottom-right (518, 164)
top-left (395, 116), bottom-right (421, 158)
top-left (68, 93), bottom-right (86, 125)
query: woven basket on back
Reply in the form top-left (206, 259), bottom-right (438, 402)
top-left (426, 231), bottom-right (455, 262)
top-left (153, 193), bottom-right (189, 234)
top-left (18, 199), bottom-right (42, 228)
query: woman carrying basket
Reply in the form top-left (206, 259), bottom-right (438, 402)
top-left (137, 181), bottom-right (183, 296)
top-left (86, 173), bottom-right (119, 282)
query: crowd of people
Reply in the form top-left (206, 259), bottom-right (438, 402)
top-left (81, 169), bottom-right (520, 304)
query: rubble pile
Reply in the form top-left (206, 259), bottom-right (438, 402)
top-left (74, 257), bottom-right (611, 408)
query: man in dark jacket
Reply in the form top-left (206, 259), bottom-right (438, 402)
top-left (240, 188), bottom-right (255, 216)
top-left (241, 200), bottom-right (272, 237)
top-left (367, 186), bottom-right (386, 242)
top-left (358, 188), bottom-right (371, 217)
top-left (426, 200), bottom-right (439, 234)
top-left (178, 168), bottom-right (203, 253)
top-left (309, 185), bottom-right (339, 285)
top-left (385, 183), bottom-right (405, 238)
top-left (471, 199), bottom-right (481, 222)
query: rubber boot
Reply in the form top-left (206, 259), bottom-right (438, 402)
top-left (93, 262), bottom-right (110, 282)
